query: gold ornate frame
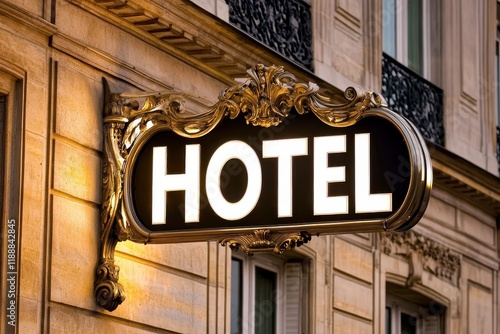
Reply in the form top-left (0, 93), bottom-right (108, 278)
top-left (95, 64), bottom-right (432, 311)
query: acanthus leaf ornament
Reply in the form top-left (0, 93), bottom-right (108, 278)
top-left (219, 230), bottom-right (311, 255)
top-left (380, 230), bottom-right (461, 287)
top-left (216, 64), bottom-right (388, 128)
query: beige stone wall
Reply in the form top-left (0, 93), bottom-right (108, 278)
top-left (0, 0), bottom-right (499, 333)
top-left (313, 0), bottom-right (372, 89)
top-left (441, 0), bottom-right (499, 174)
top-left (0, 0), bottom-right (230, 332)
top-left (44, 11), bottom-right (231, 334)
top-left (0, 2), bottom-right (52, 333)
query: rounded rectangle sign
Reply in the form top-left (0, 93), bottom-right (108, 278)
top-left (122, 106), bottom-right (431, 243)
top-left (96, 65), bottom-right (432, 313)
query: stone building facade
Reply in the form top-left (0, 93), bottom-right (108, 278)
top-left (1, 0), bottom-right (500, 333)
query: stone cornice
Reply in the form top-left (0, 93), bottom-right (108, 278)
top-left (428, 142), bottom-right (500, 217)
top-left (0, 2), bottom-right (57, 37)
top-left (74, 0), bottom-right (341, 95)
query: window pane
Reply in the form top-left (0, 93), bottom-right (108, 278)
top-left (382, 0), bottom-right (397, 57)
top-left (400, 312), bottom-right (417, 334)
top-left (231, 258), bottom-right (243, 334)
top-left (407, 0), bottom-right (423, 74)
top-left (385, 306), bottom-right (392, 334)
top-left (254, 266), bottom-right (277, 334)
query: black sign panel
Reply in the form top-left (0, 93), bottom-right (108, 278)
top-left (128, 110), bottom-right (412, 234)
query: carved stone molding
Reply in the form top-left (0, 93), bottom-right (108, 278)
top-left (380, 230), bottom-right (461, 287)
top-left (87, 0), bottom-right (327, 88)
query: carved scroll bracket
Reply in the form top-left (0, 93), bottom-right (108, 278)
top-left (95, 64), bottom-right (391, 311)
top-left (406, 251), bottom-right (423, 287)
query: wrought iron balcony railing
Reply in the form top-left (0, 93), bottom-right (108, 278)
top-left (382, 53), bottom-right (445, 146)
top-left (225, 0), bottom-right (313, 71)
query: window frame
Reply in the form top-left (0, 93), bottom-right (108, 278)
top-left (231, 253), bottom-right (285, 334)
top-left (386, 293), bottom-right (423, 334)
top-left (383, 0), bottom-right (434, 79)
top-left (384, 283), bottom-right (446, 334)
top-left (230, 251), bottom-right (311, 334)
top-left (0, 65), bottom-right (25, 334)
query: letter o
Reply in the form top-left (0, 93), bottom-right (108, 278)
top-left (206, 140), bottom-right (262, 220)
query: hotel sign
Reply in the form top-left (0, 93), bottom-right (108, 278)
top-left (128, 109), bottom-right (421, 237)
top-left (96, 65), bottom-right (432, 311)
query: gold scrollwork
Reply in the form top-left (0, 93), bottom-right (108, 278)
top-left (94, 260), bottom-right (125, 311)
top-left (95, 64), bottom-right (412, 312)
top-left (218, 64), bottom-right (387, 128)
top-left (219, 230), bottom-right (312, 255)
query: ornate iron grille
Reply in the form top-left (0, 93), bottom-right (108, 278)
top-left (225, 0), bottom-right (313, 70)
top-left (497, 126), bottom-right (500, 172)
top-left (382, 53), bottom-right (445, 146)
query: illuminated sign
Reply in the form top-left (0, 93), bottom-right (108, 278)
top-left (108, 66), bottom-right (432, 248)
top-left (149, 132), bottom-right (392, 223)
top-left (96, 64), bottom-right (432, 312)
top-left (119, 91), bottom-right (432, 246)
top-left (127, 113), bottom-right (412, 238)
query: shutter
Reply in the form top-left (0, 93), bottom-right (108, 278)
top-left (423, 314), bottom-right (440, 334)
top-left (285, 262), bottom-right (302, 334)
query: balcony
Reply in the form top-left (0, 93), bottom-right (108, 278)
top-left (382, 53), bottom-right (445, 146)
top-left (225, 0), bottom-right (313, 71)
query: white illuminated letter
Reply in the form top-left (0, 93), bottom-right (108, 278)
top-left (355, 133), bottom-right (392, 213)
top-left (206, 140), bottom-right (262, 220)
top-left (262, 138), bottom-right (308, 217)
top-left (313, 136), bottom-right (348, 215)
top-left (152, 145), bottom-right (200, 224)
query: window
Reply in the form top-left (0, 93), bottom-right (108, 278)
top-left (382, 0), bottom-right (440, 81)
top-left (0, 72), bottom-right (23, 334)
top-left (381, 0), bottom-right (444, 146)
top-left (386, 284), bottom-right (446, 334)
top-left (0, 95), bottom-right (5, 212)
top-left (230, 252), bottom-right (310, 334)
top-left (496, 37), bottom-right (499, 125)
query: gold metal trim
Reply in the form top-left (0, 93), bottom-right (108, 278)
top-left (219, 230), bottom-right (312, 255)
top-left (95, 64), bottom-right (432, 311)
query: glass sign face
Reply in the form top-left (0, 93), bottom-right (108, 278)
top-left (127, 110), bottom-right (413, 235)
